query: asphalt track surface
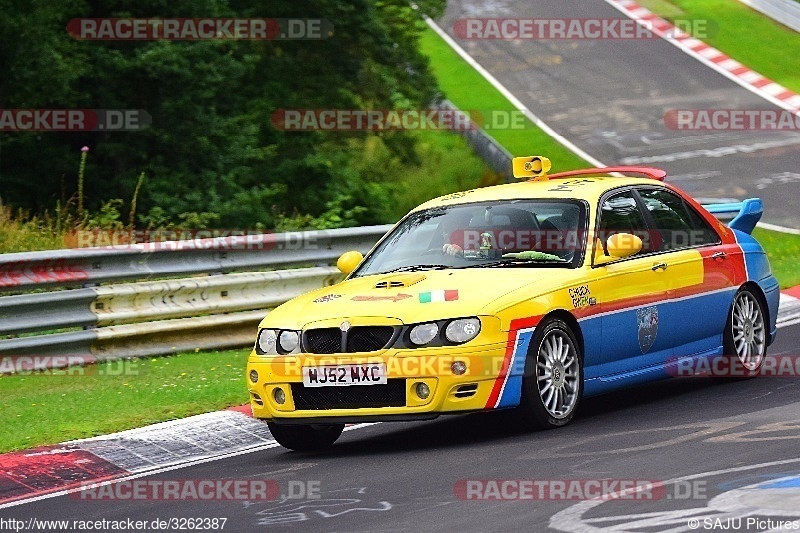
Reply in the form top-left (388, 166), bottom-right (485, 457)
top-left (439, 0), bottom-right (800, 228)
top-left (1, 320), bottom-right (799, 531)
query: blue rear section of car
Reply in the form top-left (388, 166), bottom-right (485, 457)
top-left (734, 228), bottom-right (780, 345)
top-left (704, 198), bottom-right (763, 235)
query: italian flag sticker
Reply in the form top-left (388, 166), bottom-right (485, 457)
top-left (419, 290), bottom-right (458, 303)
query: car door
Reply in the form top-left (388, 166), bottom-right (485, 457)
top-left (636, 187), bottom-right (732, 358)
top-left (589, 189), bottom-right (675, 382)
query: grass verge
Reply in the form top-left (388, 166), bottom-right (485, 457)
top-left (752, 227), bottom-right (800, 289)
top-left (0, 206), bottom-right (68, 254)
top-left (0, 349), bottom-right (250, 453)
top-left (418, 26), bottom-right (589, 171)
top-left (637, 0), bottom-right (800, 93)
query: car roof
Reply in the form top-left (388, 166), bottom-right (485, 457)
top-left (412, 174), bottom-right (670, 212)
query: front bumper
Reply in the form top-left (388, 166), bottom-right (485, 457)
top-left (246, 342), bottom-right (509, 423)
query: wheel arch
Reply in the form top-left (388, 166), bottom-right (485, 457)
top-left (738, 281), bottom-right (770, 334)
top-left (516, 308), bottom-right (585, 429)
top-left (533, 309), bottom-right (585, 361)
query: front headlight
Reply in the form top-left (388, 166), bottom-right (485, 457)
top-left (399, 317), bottom-right (483, 348)
top-left (445, 318), bottom-right (481, 343)
top-left (409, 323), bottom-right (439, 346)
top-left (278, 330), bottom-right (300, 353)
top-left (256, 329), bottom-right (278, 354)
top-left (256, 329), bottom-right (300, 355)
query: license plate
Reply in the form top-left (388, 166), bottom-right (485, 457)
top-left (302, 363), bottom-right (387, 387)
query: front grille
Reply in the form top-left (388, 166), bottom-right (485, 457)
top-left (303, 326), bottom-right (396, 354)
top-left (346, 326), bottom-right (395, 352)
top-left (291, 380), bottom-right (406, 410)
top-left (303, 328), bottom-right (341, 354)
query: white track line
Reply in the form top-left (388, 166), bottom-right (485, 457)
top-left (424, 15), bottom-right (607, 168)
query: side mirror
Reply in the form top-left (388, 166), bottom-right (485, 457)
top-left (594, 233), bottom-right (642, 266)
top-left (336, 250), bottom-right (364, 274)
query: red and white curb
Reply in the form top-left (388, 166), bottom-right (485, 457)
top-left (780, 287), bottom-right (800, 328)
top-left (0, 407), bottom-right (275, 508)
top-left (603, 0), bottom-right (800, 112)
top-left (0, 406), bottom-right (373, 509)
top-left (2, 287), bottom-right (799, 508)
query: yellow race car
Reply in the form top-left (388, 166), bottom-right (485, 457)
top-left (247, 156), bottom-right (779, 450)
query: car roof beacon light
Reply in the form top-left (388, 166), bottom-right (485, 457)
top-left (512, 156), bottom-right (552, 181)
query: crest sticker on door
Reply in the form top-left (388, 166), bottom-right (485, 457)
top-left (637, 305), bottom-right (658, 353)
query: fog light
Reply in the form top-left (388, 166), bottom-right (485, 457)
top-left (249, 370), bottom-right (259, 383)
top-left (415, 382), bottom-right (430, 399)
top-left (273, 388), bottom-right (286, 405)
top-left (452, 361), bottom-right (467, 375)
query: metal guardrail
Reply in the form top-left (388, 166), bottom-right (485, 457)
top-left (0, 225), bottom-right (392, 291)
top-left (738, 0), bottom-right (800, 32)
top-left (0, 226), bottom-right (392, 374)
top-left (436, 99), bottom-right (514, 180)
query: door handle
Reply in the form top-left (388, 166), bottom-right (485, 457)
top-left (711, 251), bottom-right (727, 260)
top-left (651, 262), bottom-right (668, 271)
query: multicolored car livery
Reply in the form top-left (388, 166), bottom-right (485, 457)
top-left (246, 157), bottom-right (779, 450)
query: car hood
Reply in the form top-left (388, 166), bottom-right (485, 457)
top-left (261, 268), bottom-right (585, 329)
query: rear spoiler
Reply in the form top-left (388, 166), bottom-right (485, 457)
top-left (703, 198), bottom-right (763, 235)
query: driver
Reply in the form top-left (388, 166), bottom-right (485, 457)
top-left (440, 214), bottom-right (496, 257)
top-left (437, 215), bottom-right (469, 257)
top-left (442, 242), bottom-right (463, 256)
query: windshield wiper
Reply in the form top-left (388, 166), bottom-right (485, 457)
top-left (384, 264), bottom-right (451, 273)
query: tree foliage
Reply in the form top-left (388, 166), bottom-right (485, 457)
top-left (0, 0), bottom-right (446, 228)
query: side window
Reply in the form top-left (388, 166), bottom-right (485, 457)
top-left (639, 189), bottom-right (720, 250)
top-left (682, 200), bottom-right (722, 247)
top-left (598, 191), bottom-right (652, 255)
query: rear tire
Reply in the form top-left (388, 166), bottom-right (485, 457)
top-left (517, 318), bottom-right (583, 430)
top-left (267, 422), bottom-right (344, 451)
top-left (720, 287), bottom-right (767, 379)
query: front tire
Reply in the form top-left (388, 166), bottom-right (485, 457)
top-left (267, 423), bottom-right (344, 451)
top-left (517, 318), bottom-right (583, 430)
top-left (721, 287), bottom-right (767, 378)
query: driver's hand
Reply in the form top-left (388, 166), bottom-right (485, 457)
top-left (442, 244), bottom-right (463, 256)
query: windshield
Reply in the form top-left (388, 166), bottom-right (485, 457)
top-left (353, 199), bottom-right (587, 277)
